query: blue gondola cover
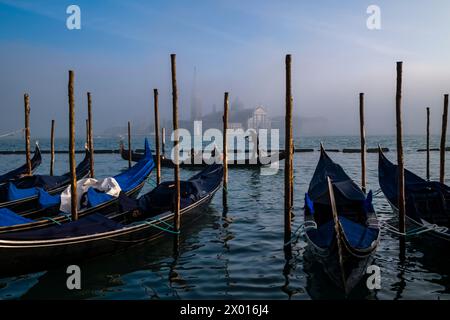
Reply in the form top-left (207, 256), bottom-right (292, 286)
top-left (305, 193), bottom-right (315, 215)
top-left (306, 216), bottom-right (378, 249)
top-left (308, 150), bottom-right (366, 204)
top-left (38, 188), bottom-right (61, 209)
top-left (115, 138), bottom-right (154, 191)
top-left (7, 183), bottom-right (38, 201)
top-left (0, 208), bottom-right (34, 227)
top-left (86, 188), bottom-right (114, 208)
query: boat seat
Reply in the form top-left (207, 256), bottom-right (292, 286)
top-left (307, 216), bottom-right (378, 249)
top-left (0, 208), bottom-right (34, 227)
top-left (38, 188), bottom-right (61, 209)
top-left (7, 183), bottom-right (38, 201)
top-left (84, 188), bottom-right (114, 208)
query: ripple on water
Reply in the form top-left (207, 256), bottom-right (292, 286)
top-left (0, 136), bottom-right (449, 299)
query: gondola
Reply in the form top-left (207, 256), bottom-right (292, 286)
top-left (0, 143), bottom-right (42, 186)
top-left (119, 140), bottom-right (147, 162)
top-left (120, 142), bottom-right (286, 169)
top-left (0, 139), bottom-right (155, 233)
top-left (0, 163), bottom-right (223, 277)
top-left (303, 145), bottom-right (380, 293)
top-left (0, 150), bottom-right (91, 214)
top-left (378, 147), bottom-right (450, 245)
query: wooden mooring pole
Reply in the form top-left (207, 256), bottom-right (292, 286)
top-left (128, 121), bottom-right (132, 169)
top-left (223, 92), bottom-right (229, 209)
top-left (85, 119), bottom-right (89, 147)
top-left (154, 89), bottom-right (161, 185)
top-left (87, 92), bottom-right (94, 178)
top-left (171, 54), bottom-right (181, 232)
top-left (289, 138), bottom-right (294, 212)
top-left (68, 70), bottom-right (78, 221)
top-left (426, 107), bottom-right (430, 181)
top-left (395, 61), bottom-right (405, 236)
top-left (440, 94), bottom-right (448, 184)
top-left (162, 127), bottom-right (166, 157)
top-left (284, 54), bottom-right (293, 248)
top-left (359, 93), bottom-right (366, 193)
top-left (24, 93), bottom-right (31, 175)
top-left (50, 120), bottom-right (55, 176)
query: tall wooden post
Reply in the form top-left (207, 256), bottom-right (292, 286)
top-left (162, 127), bottom-right (166, 157)
top-left (127, 121), bottom-right (132, 168)
top-left (426, 107), bottom-right (430, 181)
top-left (87, 92), bottom-right (94, 178)
top-left (440, 94), bottom-right (448, 184)
top-left (171, 54), bottom-right (181, 232)
top-left (289, 137), bottom-right (294, 208)
top-left (85, 119), bottom-right (89, 147)
top-left (50, 120), bottom-right (55, 176)
top-left (396, 61), bottom-right (405, 235)
top-left (68, 70), bottom-right (78, 221)
top-left (359, 93), bottom-right (366, 192)
top-left (24, 93), bottom-right (31, 175)
top-left (284, 54), bottom-right (293, 247)
top-left (154, 88), bottom-right (161, 185)
top-left (223, 92), bottom-right (229, 208)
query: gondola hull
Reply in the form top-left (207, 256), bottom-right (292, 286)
top-left (386, 199), bottom-right (450, 245)
top-left (0, 178), bottom-right (86, 215)
top-left (0, 163), bottom-right (223, 277)
top-left (0, 183), bottom-right (219, 277)
top-left (303, 147), bottom-right (380, 294)
top-left (304, 231), bottom-right (375, 293)
top-left (0, 139), bottom-right (155, 233)
top-left (121, 147), bottom-right (286, 169)
top-left (0, 152), bottom-right (91, 214)
top-left (162, 152), bottom-right (286, 169)
top-left (120, 147), bottom-right (146, 162)
top-left (378, 149), bottom-right (450, 247)
top-left (0, 144), bottom-right (42, 186)
top-left (0, 180), bottom-right (145, 234)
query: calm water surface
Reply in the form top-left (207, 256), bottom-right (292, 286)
top-left (0, 135), bottom-right (449, 300)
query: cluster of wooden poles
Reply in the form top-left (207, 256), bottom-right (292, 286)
top-left (128, 55), bottom-right (233, 229)
top-left (22, 94), bottom-right (95, 179)
top-left (18, 56), bottom-right (449, 246)
top-left (21, 74), bottom-right (102, 222)
top-left (19, 54), bottom-right (230, 235)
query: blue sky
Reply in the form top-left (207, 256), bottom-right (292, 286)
top-left (1, 0), bottom-right (450, 137)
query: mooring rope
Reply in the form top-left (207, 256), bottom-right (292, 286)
top-left (380, 220), bottom-right (449, 237)
top-left (143, 219), bottom-right (180, 235)
top-left (39, 213), bottom-right (73, 226)
top-left (104, 218), bottom-right (180, 243)
top-left (0, 128), bottom-right (24, 138)
top-left (284, 220), bottom-right (317, 247)
top-left (372, 188), bottom-right (383, 196)
top-left (145, 176), bottom-right (158, 187)
top-left (42, 216), bottom-right (62, 225)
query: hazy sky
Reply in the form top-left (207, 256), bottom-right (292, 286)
top-left (1, 0), bottom-right (450, 137)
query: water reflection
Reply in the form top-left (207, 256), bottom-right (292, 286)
top-left (1, 211), bottom-right (217, 299)
top-left (0, 136), bottom-right (449, 299)
top-left (408, 238), bottom-right (450, 295)
top-left (218, 208), bottom-right (233, 299)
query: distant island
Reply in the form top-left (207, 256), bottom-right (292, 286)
top-left (101, 103), bottom-right (325, 137)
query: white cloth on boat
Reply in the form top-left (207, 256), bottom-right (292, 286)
top-left (60, 177), bottom-right (121, 214)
